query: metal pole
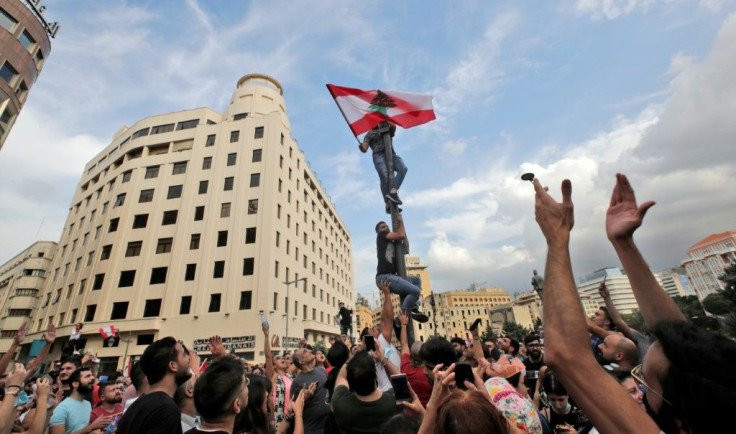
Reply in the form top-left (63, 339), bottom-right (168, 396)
top-left (283, 277), bottom-right (306, 355)
top-left (122, 332), bottom-right (131, 373)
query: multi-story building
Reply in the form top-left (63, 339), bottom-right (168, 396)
top-left (513, 290), bottom-right (542, 324)
top-left (406, 256), bottom-right (431, 298)
top-left (0, 0), bottom-right (58, 150)
top-left (22, 74), bottom-right (354, 370)
top-left (682, 231), bottom-right (736, 299)
top-left (355, 303), bottom-right (372, 335)
top-left (579, 293), bottom-right (600, 318)
top-left (489, 303), bottom-right (535, 332)
top-left (0, 241), bottom-right (56, 355)
top-left (655, 267), bottom-right (691, 298)
top-left (577, 268), bottom-right (639, 315)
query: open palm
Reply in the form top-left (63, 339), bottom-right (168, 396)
top-left (606, 174), bottom-right (655, 241)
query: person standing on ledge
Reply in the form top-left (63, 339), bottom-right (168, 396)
top-left (359, 123), bottom-right (407, 214)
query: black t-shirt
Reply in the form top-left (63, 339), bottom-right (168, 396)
top-left (185, 429), bottom-right (229, 434)
top-left (338, 307), bottom-right (353, 326)
top-left (522, 356), bottom-right (545, 397)
top-left (117, 391), bottom-right (182, 434)
top-left (376, 230), bottom-right (396, 275)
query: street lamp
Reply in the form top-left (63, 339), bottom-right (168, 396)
top-left (283, 277), bottom-right (307, 355)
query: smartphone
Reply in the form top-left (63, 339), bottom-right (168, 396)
top-left (454, 362), bottom-right (474, 389)
top-left (468, 318), bottom-right (482, 331)
top-left (259, 311), bottom-right (269, 326)
top-left (363, 335), bottom-right (376, 352)
top-left (390, 374), bottom-right (412, 402)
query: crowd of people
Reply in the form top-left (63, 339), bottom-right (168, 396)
top-left (1, 173), bottom-right (735, 433)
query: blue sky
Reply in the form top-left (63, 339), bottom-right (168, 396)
top-left (1, 0), bottom-right (735, 304)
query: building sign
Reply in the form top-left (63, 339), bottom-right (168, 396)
top-left (193, 335), bottom-right (256, 352)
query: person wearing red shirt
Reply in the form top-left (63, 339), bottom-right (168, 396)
top-left (397, 311), bottom-right (431, 407)
top-left (90, 382), bottom-right (122, 424)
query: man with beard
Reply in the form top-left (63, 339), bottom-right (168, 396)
top-left (495, 336), bottom-right (519, 357)
top-left (595, 333), bottom-right (638, 371)
top-left (450, 337), bottom-right (467, 361)
top-left (185, 356), bottom-right (249, 434)
top-left (522, 334), bottom-right (545, 397)
top-left (118, 337), bottom-right (191, 434)
top-left (49, 367), bottom-right (112, 434)
top-left (90, 381), bottom-right (123, 423)
top-left (290, 347), bottom-right (330, 433)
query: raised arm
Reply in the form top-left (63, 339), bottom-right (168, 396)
top-left (372, 339), bottom-right (399, 377)
top-left (598, 282), bottom-right (636, 341)
top-left (586, 317), bottom-right (614, 340)
top-left (27, 378), bottom-right (52, 434)
top-left (263, 323), bottom-right (275, 381)
top-left (606, 174), bottom-right (685, 327)
top-left (398, 310), bottom-right (410, 355)
top-left (378, 280), bottom-right (393, 343)
top-left (1, 364), bottom-right (26, 434)
top-left (533, 177), bottom-right (658, 433)
top-left (26, 324), bottom-right (56, 380)
top-left (470, 325), bottom-right (485, 362)
top-left (0, 321), bottom-right (25, 376)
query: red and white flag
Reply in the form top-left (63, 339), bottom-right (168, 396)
top-left (326, 84), bottom-right (435, 136)
top-left (99, 325), bottom-right (117, 339)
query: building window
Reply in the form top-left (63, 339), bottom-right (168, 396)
top-left (217, 230), bottom-right (228, 247)
top-left (151, 123), bottom-right (174, 134)
top-left (180, 296), bottom-right (192, 314)
top-left (0, 8), bottom-right (18, 32)
top-left (162, 210), bottom-right (178, 225)
top-left (239, 291), bottom-right (252, 310)
top-left (100, 244), bottom-right (112, 260)
top-left (143, 299), bottom-right (162, 317)
top-left (209, 294), bottom-right (222, 312)
top-left (125, 241), bottom-right (142, 257)
top-left (252, 149), bottom-right (262, 162)
top-left (132, 128), bottom-right (149, 139)
top-left (111, 302), bottom-right (129, 320)
top-left (243, 258), bottom-right (255, 276)
top-left (245, 227), bottom-right (256, 244)
top-left (198, 180), bottom-right (208, 194)
top-left (224, 177), bottom-right (234, 191)
top-left (177, 119), bottom-right (199, 130)
top-left (213, 261), bottom-right (225, 278)
top-left (145, 166), bottom-right (160, 179)
top-left (233, 113), bottom-right (248, 121)
top-left (18, 30), bottom-right (36, 52)
top-left (173, 162), bottom-right (187, 175)
top-left (118, 270), bottom-right (136, 287)
top-left (248, 199), bottom-right (258, 214)
top-left (221, 202), bottom-right (231, 218)
top-left (274, 261), bottom-right (279, 278)
top-left (202, 156), bottom-right (212, 169)
top-left (84, 304), bottom-right (97, 322)
top-left (137, 334), bottom-right (154, 345)
top-left (132, 214), bottom-right (148, 229)
top-left (230, 131), bottom-right (239, 143)
top-left (249, 173), bottom-right (260, 187)
top-left (167, 185), bottom-right (183, 199)
top-left (194, 206), bottom-right (205, 221)
top-left (205, 134), bottom-right (216, 147)
top-left (185, 264), bottom-right (196, 281)
top-left (227, 153), bottom-right (237, 166)
top-left (0, 62), bottom-right (18, 86)
top-left (122, 171), bottom-right (132, 183)
top-left (152, 235), bottom-right (173, 253)
top-left (254, 126), bottom-right (264, 139)
top-left (190, 234), bottom-right (201, 250)
top-left (150, 267), bottom-right (168, 284)
top-left (114, 193), bottom-right (126, 208)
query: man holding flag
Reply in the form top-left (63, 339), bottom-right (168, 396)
top-left (360, 122), bottom-right (406, 213)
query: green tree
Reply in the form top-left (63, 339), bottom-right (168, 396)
top-left (718, 263), bottom-right (736, 304)
top-left (480, 324), bottom-right (498, 342)
top-left (312, 340), bottom-right (327, 355)
top-left (702, 293), bottom-right (733, 315)
top-left (672, 295), bottom-right (706, 318)
top-left (620, 309), bottom-right (647, 333)
top-left (501, 321), bottom-right (530, 342)
top-left (533, 317), bottom-right (543, 332)
top-left (356, 293), bottom-right (370, 308)
top-left (723, 313), bottom-right (736, 338)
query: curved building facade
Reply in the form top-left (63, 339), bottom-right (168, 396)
top-left (0, 0), bottom-right (56, 150)
top-left (25, 74), bottom-right (354, 371)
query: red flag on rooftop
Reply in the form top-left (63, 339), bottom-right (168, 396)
top-left (326, 84), bottom-right (435, 137)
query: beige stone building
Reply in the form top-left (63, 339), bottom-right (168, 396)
top-left (22, 74), bottom-right (354, 370)
top-left (0, 0), bottom-right (58, 150)
top-left (577, 268), bottom-right (638, 314)
top-left (0, 241), bottom-right (57, 355)
top-left (355, 303), bottom-right (373, 335)
top-left (489, 304), bottom-right (535, 332)
top-left (681, 231), bottom-right (736, 299)
top-left (655, 267), bottom-right (690, 298)
top-left (406, 256), bottom-right (431, 298)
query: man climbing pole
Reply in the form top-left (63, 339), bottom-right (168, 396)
top-left (359, 122), bottom-right (406, 214)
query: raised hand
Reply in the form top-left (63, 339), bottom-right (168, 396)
top-left (398, 382), bottom-right (425, 414)
top-left (378, 280), bottom-right (391, 295)
top-left (398, 310), bottom-right (409, 326)
top-left (606, 173), bottom-right (655, 242)
top-left (208, 335), bottom-right (227, 359)
top-left (598, 281), bottom-right (610, 299)
top-left (292, 389), bottom-right (306, 417)
top-left (262, 322), bottom-right (270, 336)
top-left (533, 178), bottom-right (574, 247)
top-left (14, 321), bottom-right (27, 345)
top-left (36, 377), bottom-right (51, 398)
top-left (44, 323), bottom-right (57, 344)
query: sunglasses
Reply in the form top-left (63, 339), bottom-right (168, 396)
top-left (631, 364), bottom-right (672, 407)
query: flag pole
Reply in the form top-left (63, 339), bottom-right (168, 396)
top-left (326, 84), bottom-right (363, 146)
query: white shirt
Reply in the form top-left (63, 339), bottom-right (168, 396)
top-left (375, 334), bottom-right (401, 392)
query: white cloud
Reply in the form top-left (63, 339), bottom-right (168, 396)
top-left (441, 139), bottom-right (468, 156)
top-left (571, 0), bottom-right (734, 19)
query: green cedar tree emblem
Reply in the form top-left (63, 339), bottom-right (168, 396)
top-left (368, 90), bottom-right (396, 115)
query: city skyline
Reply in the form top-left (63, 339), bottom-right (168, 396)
top-left (1, 1), bottom-right (735, 301)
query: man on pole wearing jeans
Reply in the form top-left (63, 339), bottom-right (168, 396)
top-left (374, 216), bottom-right (428, 323)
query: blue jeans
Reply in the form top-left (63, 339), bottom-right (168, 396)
top-left (376, 274), bottom-right (421, 311)
top-left (372, 152), bottom-right (408, 200)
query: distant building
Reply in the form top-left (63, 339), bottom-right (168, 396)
top-left (0, 241), bottom-right (56, 355)
top-left (655, 267), bottom-right (691, 297)
top-left (681, 231), bottom-right (736, 300)
top-left (355, 304), bottom-right (372, 335)
top-left (406, 256), bottom-right (432, 297)
top-left (0, 0), bottom-right (58, 150)
top-left (577, 268), bottom-right (638, 314)
top-left (579, 293), bottom-right (600, 318)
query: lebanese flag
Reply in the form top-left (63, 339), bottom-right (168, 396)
top-left (326, 84), bottom-right (435, 136)
top-left (199, 359), bottom-right (208, 373)
top-left (99, 325), bottom-right (117, 339)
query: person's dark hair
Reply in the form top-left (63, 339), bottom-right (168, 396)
top-left (507, 372), bottom-right (522, 388)
top-left (542, 371), bottom-right (567, 396)
top-left (450, 337), bottom-right (466, 347)
top-left (130, 361), bottom-right (146, 390)
top-left (346, 351), bottom-right (377, 396)
top-left (69, 367), bottom-right (91, 390)
top-left (360, 327), bottom-right (371, 338)
top-left (599, 307), bottom-right (612, 324)
top-left (325, 341), bottom-right (350, 396)
top-left (420, 337), bottom-right (456, 368)
top-left (140, 336), bottom-right (179, 385)
top-left (194, 356), bottom-right (245, 422)
top-left (375, 221), bottom-right (387, 233)
top-left (607, 369), bottom-right (633, 384)
top-left (489, 347), bottom-right (501, 362)
top-left (60, 355), bottom-right (82, 368)
top-left (435, 390), bottom-right (511, 434)
top-left (507, 337), bottom-right (520, 356)
top-left (524, 334), bottom-right (541, 346)
top-left (650, 320), bottom-right (736, 434)
top-left (382, 413), bottom-right (420, 434)
top-left (242, 374), bottom-right (270, 434)
top-left (98, 381), bottom-right (116, 400)
top-left (480, 342), bottom-right (490, 359)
